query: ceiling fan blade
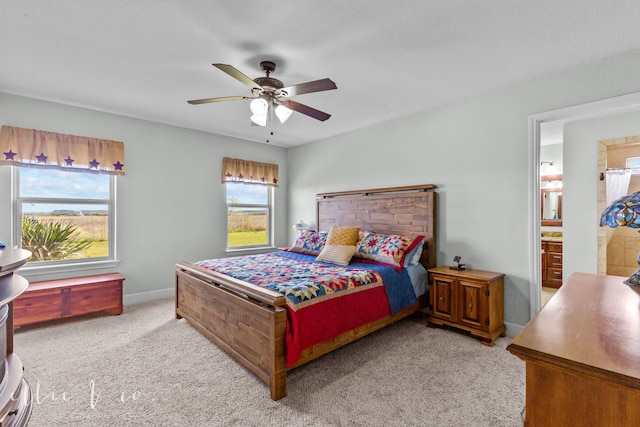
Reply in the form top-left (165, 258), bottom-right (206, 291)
top-left (212, 63), bottom-right (262, 91)
top-left (280, 78), bottom-right (337, 97)
top-left (280, 99), bottom-right (332, 121)
top-left (187, 96), bottom-right (251, 105)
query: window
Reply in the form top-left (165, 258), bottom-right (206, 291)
top-left (226, 183), bottom-right (272, 250)
top-left (13, 167), bottom-right (116, 267)
top-left (626, 157), bottom-right (640, 174)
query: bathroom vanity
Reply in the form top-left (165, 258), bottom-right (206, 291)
top-left (541, 238), bottom-right (563, 288)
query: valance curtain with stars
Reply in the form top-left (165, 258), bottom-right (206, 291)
top-left (221, 157), bottom-right (278, 187)
top-left (0, 125), bottom-right (125, 175)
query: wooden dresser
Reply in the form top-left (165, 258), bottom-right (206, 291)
top-left (507, 273), bottom-right (640, 427)
top-left (427, 266), bottom-right (506, 346)
top-left (0, 248), bottom-right (32, 426)
top-left (541, 240), bottom-right (562, 288)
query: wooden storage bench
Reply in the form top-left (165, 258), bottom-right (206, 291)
top-left (13, 273), bottom-right (124, 328)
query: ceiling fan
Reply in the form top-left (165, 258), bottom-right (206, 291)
top-left (187, 61), bottom-right (337, 126)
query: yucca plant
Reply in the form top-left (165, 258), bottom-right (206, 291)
top-left (21, 216), bottom-right (93, 261)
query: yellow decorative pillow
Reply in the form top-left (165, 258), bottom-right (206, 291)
top-left (326, 226), bottom-right (360, 246)
top-left (316, 244), bottom-right (357, 266)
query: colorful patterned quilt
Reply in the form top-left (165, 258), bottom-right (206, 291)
top-left (195, 250), bottom-right (418, 366)
top-left (195, 251), bottom-right (384, 311)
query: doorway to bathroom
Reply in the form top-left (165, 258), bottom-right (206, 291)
top-left (529, 92), bottom-right (640, 318)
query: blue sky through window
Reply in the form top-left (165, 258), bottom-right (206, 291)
top-left (226, 183), bottom-right (268, 204)
top-left (19, 168), bottom-right (109, 213)
top-left (20, 168), bottom-right (109, 198)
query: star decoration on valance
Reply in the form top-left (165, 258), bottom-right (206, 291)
top-left (35, 152), bottom-right (47, 163)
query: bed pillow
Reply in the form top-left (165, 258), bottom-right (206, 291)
top-left (325, 226), bottom-right (360, 246)
top-left (403, 239), bottom-right (424, 268)
top-left (316, 244), bottom-right (357, 266)
top-left (289, 230), bottom-right (328, 255)
top-left (355, 232), bottom-right (424, 271)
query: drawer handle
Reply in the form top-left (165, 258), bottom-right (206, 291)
top-left (469, 298), bottom-right (473, 310)
top-left (439, 296), bottom-right (444, 302)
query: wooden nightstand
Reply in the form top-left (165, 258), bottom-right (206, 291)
top-left (427, 266), bottom-right (506, 346)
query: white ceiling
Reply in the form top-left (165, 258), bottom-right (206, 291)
top-left (2, 1), bottom-right (640, 148)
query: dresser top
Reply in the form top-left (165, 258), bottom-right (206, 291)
top-left (508, 272), bottom-right (640, 388)
top-left (0, 248), bottom-right (31, 275)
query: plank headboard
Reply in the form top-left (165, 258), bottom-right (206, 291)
top-left (316, 184), bottom-right (437, 269)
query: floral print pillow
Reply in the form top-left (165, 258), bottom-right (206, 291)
top-left (355, 232), bottom-right (423, 270)
top-left (289, 230), bottom-right (328, 255)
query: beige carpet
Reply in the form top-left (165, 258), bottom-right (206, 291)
top-left (14, 299), bottom-right (525, 426)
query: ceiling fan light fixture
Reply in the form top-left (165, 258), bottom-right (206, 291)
top-left (275, 104), bottom-right (293, 124)
top-left (250, 98), bottom-right (269, 116)
top-left (250, 113), bottom-right (267, 126)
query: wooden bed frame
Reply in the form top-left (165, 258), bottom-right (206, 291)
top-left (175, 184), bottom-right (437, 400)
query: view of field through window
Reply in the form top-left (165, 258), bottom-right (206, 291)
top-left (227, 184), bottom-right (269, 248)
top-left (22, 206), bottom-right (109, 260)
top-left (19, 168), bottom-right (110, 261)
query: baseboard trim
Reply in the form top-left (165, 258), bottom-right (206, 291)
top-left (124, 287), bottom-right (173, 306)
top-left (504, 321), bottom-right (523, 338)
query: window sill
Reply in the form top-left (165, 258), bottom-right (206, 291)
top-left (19, 259), bottom-right (120, 280)
top-left (225, 247), bottom-right (279, 256)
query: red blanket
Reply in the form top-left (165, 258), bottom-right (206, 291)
top-left (196, 252), bottom-right (393, 365)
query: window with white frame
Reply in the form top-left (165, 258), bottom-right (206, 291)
top-left (14, 167), bottom-right (115, 265)
top-left (626, 156), bottom-right (640, 174)
top-left (226, 183), bottom-right (272, 250)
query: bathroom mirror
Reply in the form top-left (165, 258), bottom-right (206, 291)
top-left (541, 174), bottom-right (562, 226)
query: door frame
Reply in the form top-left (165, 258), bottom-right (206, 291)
top-left (528, 92), bottom-right (640, 319)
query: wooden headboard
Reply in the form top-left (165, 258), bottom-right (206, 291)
top-left (315, 184), bottom-right (437, 269)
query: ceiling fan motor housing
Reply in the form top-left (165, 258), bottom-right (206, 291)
top-left (254, 61), bottom-right (284, 94)
top-left (253, 77), bottom-right (284, 91)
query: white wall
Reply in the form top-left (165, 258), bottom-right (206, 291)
top-left (0, 92), bottom-right (288, 300)
top-left (540, 143), bottom-right (563, 174)
top-left (288, 49), bottom-right (640, 328)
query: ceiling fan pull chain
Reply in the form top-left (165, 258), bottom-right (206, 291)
top-left (266, 107), bottom-right (274, 143)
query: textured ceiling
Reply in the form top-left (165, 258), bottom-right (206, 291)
top-left (2, 1), bottom-right (640, 147)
